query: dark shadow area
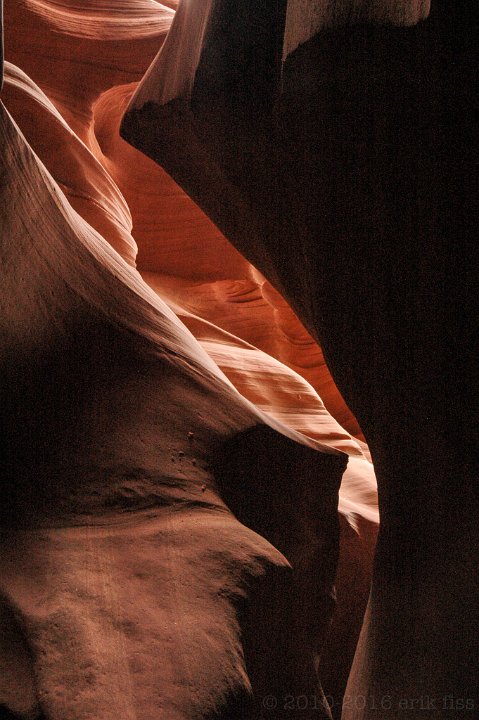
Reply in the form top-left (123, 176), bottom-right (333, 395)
top-left (0, 709), bottom-right (46, 720)
top-left (121, 0), bottom-right (478, 714)
top-left (214, 425), bottom-right (345, 718)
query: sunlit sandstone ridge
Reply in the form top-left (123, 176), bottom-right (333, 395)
top-left (121, 0), bottom-right (479, 718)
top-left (5, 0), bottom-right (364, 440)
top-left (1, 92), bottom-right (350, 718)
top-left (0, 1), bottom-right (381, 718)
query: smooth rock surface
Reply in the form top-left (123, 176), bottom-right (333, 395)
top-left (121, 0), bottom-right (478, 717)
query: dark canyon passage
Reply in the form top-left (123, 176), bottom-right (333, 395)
top-left (1, 1), bottom-right (477, 719)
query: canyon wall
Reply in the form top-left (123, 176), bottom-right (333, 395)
top-left (1, 1), bottom-right (380, 717)
top-left (121, 1), bottom-right (478, 718)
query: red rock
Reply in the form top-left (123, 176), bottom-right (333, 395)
top-left (120, 1), bottom-right (479, 716)
top-left (1, 0), bottom-right (386, 716)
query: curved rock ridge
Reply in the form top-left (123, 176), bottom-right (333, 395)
top-left (5, 0), bottom-right (366, 445)
top-left (1, 56), bottom-right (368, 455)
top-left (91, 80), bottom-right (366, 441)
top-left (1, 97), bottom-right (334, 472)
top-left (128, 0), bottom-right (213, 108)
top-left (91, 81), bottom-right (251, 282)
top-left (24, 0), bottom-right (175, 40)
top-left (2, 1), bottom-right (379, 715)
top-left (2, 62), bottom-right (137, 266)
top-left (1, 99), bottom-right (346, 718)
top-left (119, 0), bottom-right (479, 717)
top-left (141, 276), bottom-right (377, 529)
top-left (3, 0), bottom-right (174, 138)
top-left (3, 57), bottom-right (377, 524)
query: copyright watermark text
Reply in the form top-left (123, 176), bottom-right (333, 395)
top-left (261, 694), bottom-right (475, 712)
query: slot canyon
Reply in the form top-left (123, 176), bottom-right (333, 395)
top-left (0, 1), bottom-right (477, 718)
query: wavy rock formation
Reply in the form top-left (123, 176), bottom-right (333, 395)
top-left (2, 0), bottom-right (382, 717)
top-left (4, 0), bottom-right (174, 144)
top-left (0, 97), bottom-right (350, 718)
top-left (4, 0), bottom-right (365, 445)
top-left (3, 63), bottom-right (136, 265)
top-left (121, 0), bottom-right (479, 718)
top-left (90, 79), bottom-right (364, 442)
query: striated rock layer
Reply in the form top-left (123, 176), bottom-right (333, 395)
top-left (1, 97), bottom-right (349, 718)
top-left (1, 0), bottom-right (380, 717)
top-left (4, 0), bottom-right (365, 443)
top-left (121, 0), bottom-right (479, 718)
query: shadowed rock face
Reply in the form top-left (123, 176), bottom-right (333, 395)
top-left (1, 95), bottom-right (350, 718)
top-left (121, 0), bottom-right (479, 717)
top-left (0, 1), bottom-right (381, 716)
top-left (3, 0), bottom-right (370, 444)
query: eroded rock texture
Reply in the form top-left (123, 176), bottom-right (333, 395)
top-left (121, 0), bottom-right (479, 718)
top-left (1, 1), bottom-right (380, 718)
top-left (1, 92), bottom-right (349, 718)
